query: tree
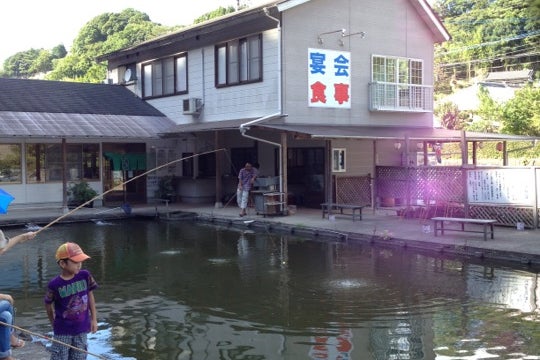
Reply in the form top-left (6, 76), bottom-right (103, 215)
top-left (500, 86), bottom-right (540, 136)
top-left (433, 0), bottom-right (540, 83)
top-left (2, 49), bottom-right (41, 78)
top-left (48, 9), bottom-right (171, 83)
top-left (194, 6), bottom-right (236, 24)
top-left (434, 101), bottom-right (464, 129)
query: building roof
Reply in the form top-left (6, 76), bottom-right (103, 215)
top-left (278, 0), bottom-right (450, 43)
top-left (484, 69), bottom-right (534, 85)
top-left (438, 82), bottom-right (517, 112)
top-left (97, 0), bottom-right (450, 66)
top-left (0, 78), bottom-right (175, 139)
top-left (161, 118), bottom-right (256, 136)
top-left (257, 122), bottom-right (537, 142)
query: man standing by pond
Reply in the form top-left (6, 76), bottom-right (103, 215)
top-left (237, 162), bottom-right (257, 217)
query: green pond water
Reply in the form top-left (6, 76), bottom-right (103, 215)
top-left (0, 219), bottom-right (539, 359)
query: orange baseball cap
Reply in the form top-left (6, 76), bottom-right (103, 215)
top-left (55, 242), bottom-right (90, 262)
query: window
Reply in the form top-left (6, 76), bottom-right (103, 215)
top-left (26, 143), bottom-right (100, 183)
top-left (370, 55), bottom-right (429, 111)
top-left (215, 34), bottom-right (262, 87)
top-left (332, 148), bottom-right (346, 172)
top-left (142, 54), bottom-right (188, 99)
top-left (372, 55), bottom-right (423, 84)
top-left (0, 144), bottom-right (22, 183)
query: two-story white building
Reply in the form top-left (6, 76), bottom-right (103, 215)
top-left (98, 0), bottom-right (454, 209)
top-left (98, 0), bottom-right (528, 211)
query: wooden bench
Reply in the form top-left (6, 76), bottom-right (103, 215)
top-left (431, 217), bottom-right (496, 241)
top-left (321, 203), bottom-right (366, 221)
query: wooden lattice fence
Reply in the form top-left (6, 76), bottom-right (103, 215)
top-left (334, 175), bottom-right (372, 206)
top-left (375, 166), bottom-right (538, 228)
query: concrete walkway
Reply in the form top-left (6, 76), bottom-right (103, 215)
top-left (2, 202), bottom-right (540, 265)
top-left (1, 202), bottom-right (539, 359)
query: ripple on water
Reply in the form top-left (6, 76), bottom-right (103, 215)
top-left (207, 258), bottom-right (233, 264)
top-left (326, 279), bottom-right (370, 290)
top-left (159, 249), bottom-right (182, 255)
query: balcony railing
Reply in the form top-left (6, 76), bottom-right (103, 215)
top-left (369, 82), bottom-right (433, 112)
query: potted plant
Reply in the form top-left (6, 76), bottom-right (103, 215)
top-left (68, 181), bottom-right (98, 208)
top-left (155, 175), bottom-right (178, 202)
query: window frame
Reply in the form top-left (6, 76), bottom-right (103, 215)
top-left (26, 143), bottom-right (100, 183)
top-left (0, 144), bottom-right (22, 184)
top-left (215, 34), bottom-right (263, 87)
top-left (371, 55), bottom-right (424, 85)
top-left (331, 148), bottom-right (346, 173)
top-left (142, 53), bottom-right (188, 99)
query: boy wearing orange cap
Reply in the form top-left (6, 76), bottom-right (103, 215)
top-left (44, 242), bottom-right (98, 360)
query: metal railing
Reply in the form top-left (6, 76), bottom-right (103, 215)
top-left (369, 82), bottom-right (433, 112)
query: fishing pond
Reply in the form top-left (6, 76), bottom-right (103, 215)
top-left (1, 219), bottom-right (539, 359)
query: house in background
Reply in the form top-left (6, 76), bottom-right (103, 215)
top-left (0, 78), bottom-right (175, 207)
top-left (98, 0), bottom-right (464, 209)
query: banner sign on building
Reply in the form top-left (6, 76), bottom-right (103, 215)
top-left (467, 169), bottom-right (532, 204)
top-left (308, 48), bottom-right (351, 109)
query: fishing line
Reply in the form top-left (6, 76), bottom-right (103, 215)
top-left (0, 320), bottom-right (108, 359)
top-left (34, 148), bottom-right (226, 236)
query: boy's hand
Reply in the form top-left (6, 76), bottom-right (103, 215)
top-left (91, 320), bottom-right (98, 333)
top-left (22, 232), bottom-right (37, 243)
top-left (0, 294), bottom-right (14, 304)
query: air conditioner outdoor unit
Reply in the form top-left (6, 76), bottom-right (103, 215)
top-left (183, 98), bottom-right (202, 115)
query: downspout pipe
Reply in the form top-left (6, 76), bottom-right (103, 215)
top-left (263, 6), bottom-right (282, 114)
top-left (238, 7), bottom-right (285, 192)
top-left (240, 112), bottom-right (284, 192)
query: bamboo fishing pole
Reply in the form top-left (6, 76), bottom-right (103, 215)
top-left (0, 320), bottom-right (108, 360)
top-left (33, 148), bottom-right (226, 236)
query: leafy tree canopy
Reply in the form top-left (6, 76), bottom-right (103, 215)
top-left (193, 6), bottom-right (237, 24)
top-left (1, 47), bottom-right (65, 78)
top-left (500, 86), bottom-right (540, 136)
top-left (433, 0), bottom-right (540, 89)
top-left (48, 8), bottom-right (172, 82)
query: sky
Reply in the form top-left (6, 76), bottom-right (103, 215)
top-left (0, 0), bottom-right (268, 68)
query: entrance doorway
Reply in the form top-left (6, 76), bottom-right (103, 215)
top-left (102, 143), bottom-right (147, 206)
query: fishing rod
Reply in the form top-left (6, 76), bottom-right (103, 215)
top-left (34, 148), bottom-right (226, 236)
top-left (0, 320), bottom-right (108, 360)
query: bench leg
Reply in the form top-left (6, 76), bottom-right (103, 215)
top-left (434, 220), bottom-right (442, 236)
top-left (483, 224), bottom-right (487, 241)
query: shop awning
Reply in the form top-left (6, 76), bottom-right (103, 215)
top-left (160, 118), bottom-right (258, 135)
top-left (257, 123), bottom-right (539, 142)
top-left (0, 113), bottom-right (174, 139)
top-left (103, 152), bottom-right (147, 171)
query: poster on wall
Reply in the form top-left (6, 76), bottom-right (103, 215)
top-left (308, 48), bottom-right (351, 109)
top-left (467, 169), bottom-right (533, 204)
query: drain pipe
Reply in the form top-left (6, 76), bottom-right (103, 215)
top-left (240, 112), bottom-right (284, 193)
top-left (239, 9), bottom-right (285, 193)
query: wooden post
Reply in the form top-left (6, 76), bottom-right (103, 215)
top-left (503, 141), bottom-right (508, 166)
top-left (461, 130), bottom-right (468, 165)
top-left (533, 167), bottom-right (538, 229)
top-left (62, 138), bottom-right (68, 213)
top-left (371, 140), bottom-right (376, 211)
top-left (461, 131), bottom-right (470, 217)
top-left (215, 131), bottom-right (223, 208)
top-left (326, 140), bottom-right (332, 205)
top-left (281, 132), bottom-right (288, 212)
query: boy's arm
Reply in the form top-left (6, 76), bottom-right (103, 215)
top-left (0, 231), bottom-right (36, 255)
top-left (45, 303), bottom-right (55, 327)
top-left (88, 291), bottom-right (98, 333)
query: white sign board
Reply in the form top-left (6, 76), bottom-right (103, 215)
top-left (467, 169), bottom-right (532, 204)
top-left (308, 48), bottom-right (351, 109)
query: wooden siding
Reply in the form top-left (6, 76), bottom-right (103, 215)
top-left (143, 29), bottom-right (280, 125)
top-left (281, 0), bottom-right (437, 127)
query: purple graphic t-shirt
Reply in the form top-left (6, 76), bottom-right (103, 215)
top-left (44, 269), bottom-right (98, 335)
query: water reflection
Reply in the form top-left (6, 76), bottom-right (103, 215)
top-left (0, 220), bottom-right (539, 359)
